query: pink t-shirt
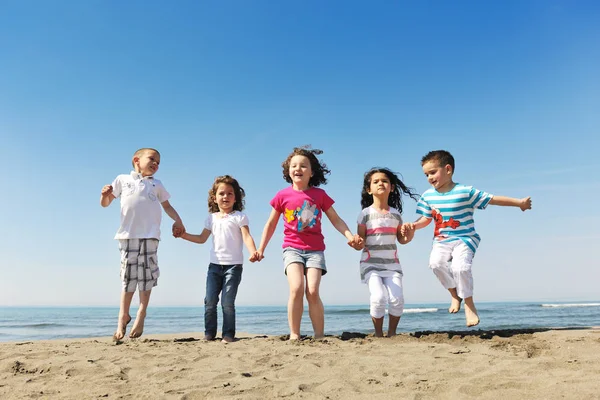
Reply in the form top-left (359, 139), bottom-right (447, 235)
top-left (270, 186), bottom-right (335, 251)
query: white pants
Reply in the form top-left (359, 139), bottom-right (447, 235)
top-left (367, 274), bottom-right (404, 318)
top-left (429, 240), bottom-right (474, 299)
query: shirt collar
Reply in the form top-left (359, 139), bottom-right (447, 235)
top-left (130, 171), bottom-right (155, 180)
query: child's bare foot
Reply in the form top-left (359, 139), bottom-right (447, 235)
top-left (129, 311), bottom-right (146, 339)
top-left (464, 297), bottom-right (480, 327)
top-left (221, 336), bottom-right (234, 343)
top-left (289, 334), bottom-right (300, 341)
top-left (112, 315), bottom-right (131, 341)
top-left (449, 297), bottom-right (462, 313)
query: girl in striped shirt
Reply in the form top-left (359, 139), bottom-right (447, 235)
top-left (355, 168), bottom-right (419, 337)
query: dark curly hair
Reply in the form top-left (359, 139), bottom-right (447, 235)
top-left (360, 167), bottom-right (419, 213)
top-left (281, 146), bottom-right (330, 187)
top-left (208, 175), bottom-right (245, 213)
top-left (421, 150), bottom-right (455, 172)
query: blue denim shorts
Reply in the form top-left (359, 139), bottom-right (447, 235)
top-left (282, 247), bottom-right (327, 275)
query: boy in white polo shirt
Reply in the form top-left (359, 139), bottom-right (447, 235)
top-left (100, 148), bottom-right (185, 340)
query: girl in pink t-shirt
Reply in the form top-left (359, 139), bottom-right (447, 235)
top-left (256, 146), bottom-right (363, 340)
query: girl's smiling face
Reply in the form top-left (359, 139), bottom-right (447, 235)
top-left (289, 155), bottom-right (312, 190)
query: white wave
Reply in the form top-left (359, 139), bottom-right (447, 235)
top-left (541, 303), bottom-right (600, 308)
top-left (403, 308), bottom-right (438, 313)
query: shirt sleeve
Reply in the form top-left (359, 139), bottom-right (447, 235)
top-left (269, 191), bottom-right (283, 213)
top-left (321, 190), bottom-right (335, 212)
top-left (470, 186), bottom-right (493, 210)
top-left (204, 215), bottom-right (212, 231)
top-left (238, 212), bottom-right (249, 228)
top-left (416, 195), bottom-right (432, 217)
top-left (357, 209), bottom-right (367, 226)
top-left (157, 182), bottom-right (171, 203)
top-left (111, 175), bottom-right (122, 198)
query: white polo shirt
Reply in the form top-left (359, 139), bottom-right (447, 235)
top-left (204, 211), bottom-right (249, 265)
top-left (111, 171), bottom-right (171, 240)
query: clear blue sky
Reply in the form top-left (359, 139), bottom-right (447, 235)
top-left (1, 0), bottom-right (599, 306)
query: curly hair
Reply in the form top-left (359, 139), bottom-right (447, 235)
top-left (421, 150), bottom-right (455, 172)
top-left (281, 146), bottom-right (331, 187)
top-left (207, 175), bottom-right (246, 213)
top-left (360, 167), bottom-right (419, 213)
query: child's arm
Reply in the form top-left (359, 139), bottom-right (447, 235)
top-left (100, 185), bottom-right (116, 207)
top-left (489, 196), bottom-right (532, 211)
top-left (354, 224), bottom-right (366, 251)
top-left (397, 223), bottom-right (415, 244)
top-left (256, 208), bottom-right (281, 260)
top-left (161, 200), bottom-right (186, 235)
top-left (401, 216), bottom-right (431, 236)
top-left (240, 225), bottom-right (260, 262)
top-left (180, 229), bottom-right (211, 244)
top-left (324, 206), bottom-right (363, 248)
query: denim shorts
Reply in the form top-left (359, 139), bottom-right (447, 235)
top-left (282, 247), bottom-right (327, 276)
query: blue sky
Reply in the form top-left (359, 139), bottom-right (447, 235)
top-left (1, 0), bottom-right (599, 307)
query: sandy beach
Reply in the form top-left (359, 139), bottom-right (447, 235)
top-left (1, 328), bottom-right (599, 399)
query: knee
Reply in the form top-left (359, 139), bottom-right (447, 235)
top-left (429, 257), bottom-right (447, 272)
top-left (204, 295), bottom-right (218, 308)
top-left (305, 287), bottom-right (320, 303)
top-left (387, 296), bottom-right (404, 316)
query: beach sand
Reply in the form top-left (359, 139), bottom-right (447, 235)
top-left (1, 328), bottom-right (599, 399)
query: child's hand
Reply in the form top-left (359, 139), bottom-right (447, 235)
top-left (249, 251), bottom-right (262, 263)
top-left (101, 185), bottom-right (113, 197)
top-left (519, 197), bottom-right (532, 211)
top-left (348, 234), bottom-right (364, 250)
top-left (172, 221), bottom-right (185, 238)
top-left (400, 222), bottom-right (415, 237)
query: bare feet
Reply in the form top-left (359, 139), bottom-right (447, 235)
top-left (372, 316), bottom-right (384, 338)
top-left (448, 288), bottom-right (462, 313)
top-left (387, 315), bottom-right (401, 337)
top-left (112, 315), bottom-right (131, 341)
top-left (289, 334), bottom-right (300, 341)
top-left (221, 336), bottom-right (234, 343)
top-left (463, 297), bottom-right (480, 327)
top-left (129, 311), bottom-right (146, 338)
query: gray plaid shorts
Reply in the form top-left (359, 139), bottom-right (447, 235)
top-left (118, 239), bottom-right (160, 292)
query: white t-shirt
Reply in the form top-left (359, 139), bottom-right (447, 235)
top-left (112, 171), bottom-right (171, 240)
top-left (204, 211), bottom-right (249, 265)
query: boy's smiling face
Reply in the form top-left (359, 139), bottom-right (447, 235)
top-left (134, 150), bottom-right (160, 177)
top-left (422, 160), bottom-right (453, 193)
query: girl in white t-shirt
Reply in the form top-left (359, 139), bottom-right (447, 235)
top-left (178, 175), bottom-right (260, 343)
top-left (355, 168), bottom-right (419, 337)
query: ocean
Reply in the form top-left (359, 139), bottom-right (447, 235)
top-left (1, 302), bottom-right (599, 343)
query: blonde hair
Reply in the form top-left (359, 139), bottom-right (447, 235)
top-left (131, 148), bottom-right (160, 168)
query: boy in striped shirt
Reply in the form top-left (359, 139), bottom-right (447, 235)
top-left (409, 150), bottom-right (532, 327)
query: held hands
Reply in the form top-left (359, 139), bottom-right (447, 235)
top-left (400, 222), bottom-right (415, 237)
top-left (348, 234), bottom-right (364, 250)
top-left (101, 185), bottom-right (113, 197)
top-left (249, 251), bottom-right (263, 263)
top-left (520, 197), bottom-right (532, 212)
top-left (172, 221), bottom-right (186, 238)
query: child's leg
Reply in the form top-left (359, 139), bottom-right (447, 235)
top-left (383, 275), bottom-right (404, 337)
top-left (367, 275), bottom-right (387, 337)
top-left (450, 242), bottom-right (478, 327)
top-left (129, 289), bottom-right (151, 338)
top-left (204, 264), bottom-right (223, 340)
top-left (286, 262), bottom-right (306, 340)
top-left (305, 267), bottom-right (324, 339)
top-left (221, 265), bottom-right (243, 342)
top-left (429, 242), bottom-right (461, 313)
top-left (114, 291), bottom-right (134, 340)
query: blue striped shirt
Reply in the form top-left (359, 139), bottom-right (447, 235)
top-left (416, 184), bottom-right (493, 253)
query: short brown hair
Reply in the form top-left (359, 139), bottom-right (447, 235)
top-left (131, 148), bottom-right (160, 168)
top-left (421, 150), bottom-right (455, 172)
